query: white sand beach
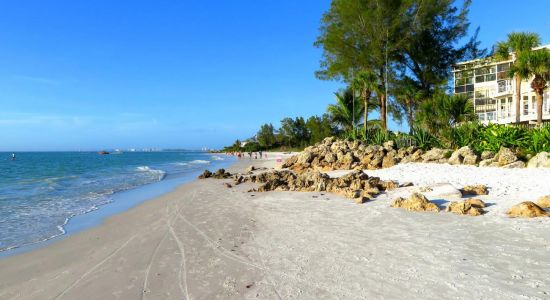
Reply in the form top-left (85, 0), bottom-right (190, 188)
top-left (1, 156), bottom-right (549, 299)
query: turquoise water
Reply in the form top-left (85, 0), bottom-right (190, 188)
top-left (0, 151), bottom-right (231, 252)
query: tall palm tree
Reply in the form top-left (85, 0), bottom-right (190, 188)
top-left (327, 88), bottom-right (364, 133)
top-left (352, 70), bottom-right (379, 136)
top-left (495, 32), bottom-right (541, 124)
top-left (514, 49), bottom-right (550, 125)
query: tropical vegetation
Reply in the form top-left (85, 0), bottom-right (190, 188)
top-left (223, 0), bottom-right (550, 157)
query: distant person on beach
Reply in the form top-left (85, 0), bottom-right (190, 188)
top-left (11, 153), bottom-right (16, 160)
top-left (259, 151), bottom-right (262, 159)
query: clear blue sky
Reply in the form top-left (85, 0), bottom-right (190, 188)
top-left (0, 0), bottom-right (549, 151)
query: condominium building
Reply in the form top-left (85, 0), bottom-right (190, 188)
top-left (452, 45), bottom-right (550, 124)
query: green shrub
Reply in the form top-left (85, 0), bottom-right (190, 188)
top-left (412, 126), bottom-right (440, 150)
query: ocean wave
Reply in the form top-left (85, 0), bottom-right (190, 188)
top-left (189, 160), bottom-right (210, 164)
top-left (211, 156), bottom-right (224, 161)
top-left (136, 166), bottom-right (167, 180)
top-left (175, 162), bottom-right (188, 166)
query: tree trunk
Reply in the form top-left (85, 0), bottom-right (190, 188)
top-left (363, 89), bottom-right (369, 136)
top-left (536, 91), bottom-right (543, 125)
top-left (406, 97), bottom-right (414, 134)
top-left (380, 93), bottom-right (387, 130)
top-left (514, 74), bottom-right (522, 124)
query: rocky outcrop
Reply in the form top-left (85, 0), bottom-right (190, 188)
top-left (496, 147), bottom-right (518, 167)
top-left (422, 148), bottom-right (451, 163)
top-left (507, 201), bottom-right (549, 218)
top-left (391, 193), bottom-right (440, 212)
top-left (243, 169), bottom-right (395, 204)
top-left (198, 169), bottom-right (232, 179)
top-left (527, 152), bottom-right (550, 168)
top-left (448, 146), bottom-right (478, 165)
top-left (446, 199), bottom-right (486, 216)
top-left (536, 195), bottom-right (550, 208)
top-left (460, 185), bottom-right (488, 196)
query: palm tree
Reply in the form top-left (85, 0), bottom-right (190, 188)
top-left (327, 87), bottom-right (364, 133)
top-left (416, 93), bottom-right (476, 135)
top-left (352, 70), bottom-right (379, 136)
top-left (495, 32), bottom-right (541, 124)
top-left (394, 77), bottom-right (424, 134)
top-left (514, 49), bottom-right (550, 125)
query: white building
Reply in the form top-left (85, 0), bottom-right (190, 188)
top-left (452, 45), bottom-right (550, 124)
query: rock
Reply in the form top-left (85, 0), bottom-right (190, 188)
top-left (234, 175), bottom-right (245, 185)
top-left (421, 148), bottom-right (450, 163)
top-left (421, 183), bottom-right (463, 199)
top-left (507, 201), bottom-right (549, 218)
top-left (399, 182), bottom-right (414, 187)
top-left (354, 196), bottom-right (369, 204)
top-left (391, 192), bottom-right (440, 212)
top-left (380, 180), bottom-right (399, 190)
top-left (497, 147), bottom-right (517, 166)
top-left (479, 158), bottom-right (496, 167)
top-left (501, 161), bottom-right (526, 168)
top-left (245, 165), bottom-right (256, 173)
top-left (448, 146), bottom-right (478, 165)
top-left (223, 183), bottom-right (233, 188)
top-left (481, 151), bottom-right (495, 160)
top-left (211, 169), bottom-right (232, 179)
top-left (383, 140), bottom-right (395, 151)
top-left (537, 195), bottom-right (550, 208)
top-left (461, 185), bottom-right (488, 196)
top-left (446, 199), bottom-right (486, 216)
top-left (527, 152), bottom-right (550, 168)
top-left (382, 155), bottom-right (398, 168)
top-left (296, 151), bottom-right (314, 165)
top-left (198, 170), bottom-right (212, 179)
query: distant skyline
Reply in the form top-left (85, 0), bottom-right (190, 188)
top-left (1, 0), bottom-right (549, 151)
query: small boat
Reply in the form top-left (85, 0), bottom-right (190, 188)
top-left (97, 151), bottom-right (110, 155)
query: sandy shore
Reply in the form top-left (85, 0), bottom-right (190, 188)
top-left (1, 154), bottom-right (549, 299)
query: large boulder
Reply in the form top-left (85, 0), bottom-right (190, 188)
top-left (448, 146), bottom-right (478, 165)
top-left (527, 152), bottom-right (550, 168)
top-left (507, 201), bottom-right (549, 218)
top-left (446, 199), bottom-right (486, 216)
top-left (383, 140), bottom-right (396, 152)
top-left (391, 192), bottom-right (440, 212)
top-left (421, 148), bottom-right (450, 163)
top-left (420, 183), bottom-right (463, 199)
top-left (496, 147), bottom-right (518, 166)
top-left (537, 195), bottom-right (550, 208)
top-left (461, 184), bottom-right (488, 196)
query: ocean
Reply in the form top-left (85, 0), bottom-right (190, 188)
top-left (0, 151), bottom-right (232, 253)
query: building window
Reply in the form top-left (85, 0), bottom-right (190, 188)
top-left (523, 96), bottom-right (529, 115)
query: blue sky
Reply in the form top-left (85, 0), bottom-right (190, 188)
top-left (0, 0), bottom-right (549, 151)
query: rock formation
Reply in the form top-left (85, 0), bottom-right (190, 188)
top-left (527, 152), bottom-right (550, 168)
top-left (446, 199), bottom-right (486, 216)
top-left (242, 169), bottom-right (396, 204)
top-left (460, 185), bottom-right (488, 196)
top-left (198, 169), bottom-right (232, 179)
top-left (391, 193), bottom-right (440, 212)
top-left (506, 201), bottom-right (549, 218)
top-left (536, 195), bottom-right (550, 208)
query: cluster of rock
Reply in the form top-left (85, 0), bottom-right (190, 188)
top-left (241, 170), bottom-right (399, 204)
top-left (391, 185), bottom-right (488, 216)
top-left (281, 137), bottom-right (550, 172)
top-left (198, 169), bottom-right (232, 179)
